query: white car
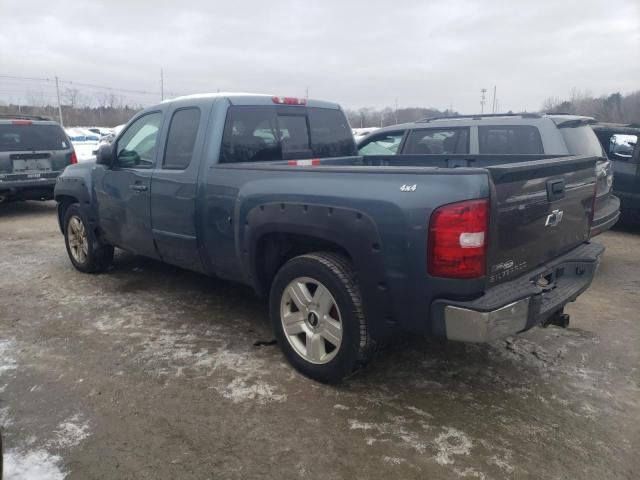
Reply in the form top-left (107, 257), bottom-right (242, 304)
top-left (352, 127), bottom-right (379, 139)
top-left (65, 127), bottom-right (100, 163)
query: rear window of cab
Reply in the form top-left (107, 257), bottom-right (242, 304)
top-left (220, 106), bottom-right (355, 163)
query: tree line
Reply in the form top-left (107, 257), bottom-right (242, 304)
top-left (542, 90), bottom-right (640, 125)
top-left (0, 104), bottom-right (139, 128)
top-left (2, 89), bottom-right (638, 127)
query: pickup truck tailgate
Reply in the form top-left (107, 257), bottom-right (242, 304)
top-left (486, 156), bottom-right (597, 286)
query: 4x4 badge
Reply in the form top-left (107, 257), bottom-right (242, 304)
top-left (400, 184), bottom-right (417, 192)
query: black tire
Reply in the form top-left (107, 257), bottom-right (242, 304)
top-left (63, 203), bottom-right (114, 273)
top-left (269, 252), bottom-right (374, 383)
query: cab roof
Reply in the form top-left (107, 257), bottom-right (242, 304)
top-left (160, 92), bottom-right (340, 110)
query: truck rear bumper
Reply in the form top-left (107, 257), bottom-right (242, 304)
top-left (431, 242), bottom-right (604, 342)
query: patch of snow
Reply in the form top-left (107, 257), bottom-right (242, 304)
top-left (382, 456), bottom-right (405, 465)
top-left (333, 404), bottom-right (350, 411)
top-left (487, 453), bottom-right (515, 474)
top-left (348, 418), bottom-right (427, 453)
top-left (454, 467), bottom-right (486, 479)
top-left (218, 378), bottom-right (286, 404)
top-left (434, 427), bottom-right (473, 465)
top-left (406, 405), bottom-right (433, 418)
top-left (0, 339), bottom-right (17, 375)
top-left (348, 419), bottom-right (377, 431)
top-left (0, 406), bottom-right (12, 427)
top-left (3, 449), bottom-right (66, 480)
top-left (49, 414), bottom-right (90, 449)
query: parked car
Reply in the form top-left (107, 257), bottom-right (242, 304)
top-left (592, 122), bottom-right (640, 222)
top-left (54, 94), bottom-right (603, 383)
top-left (0, 115), bottom-right (76, 203)
top-left (65, 127), bottom-right (100, 163)
top-left (357, 113), bottom-right (620, 236)
top-left (352, 127), bottom-right (379, 139)
top-left (87, 126), bottom-right (114, 138)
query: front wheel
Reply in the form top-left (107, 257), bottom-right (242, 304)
top-left (270, 252), bottom-right (374, 383)
top-left (63, 204), bottom-right (114, 273)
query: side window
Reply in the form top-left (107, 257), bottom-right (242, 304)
top-left (163, 108), bottom-right (201, 170)
top-left (116, 112), bottom-right (162, 168)
top-left (358, 132), bottom-right (405, 155)
top-left (404, 128), bottom-right (469, 154)
top-left (478, 125), bottom-right (543, 154)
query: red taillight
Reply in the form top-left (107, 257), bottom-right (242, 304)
top-left (12, 120), bottom-right (32, 126)
top-left (428, 198), bottom-right (489, 279)
top-left (70, 150), bottom-right (78, 164)
top-left (272, 96), bottom-right (307, 105)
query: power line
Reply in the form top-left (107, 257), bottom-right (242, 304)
top-left (0, 74), bottom-right (186, 98)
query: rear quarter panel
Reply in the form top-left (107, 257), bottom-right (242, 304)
top-left (200, 161), bottom-right (490, 337)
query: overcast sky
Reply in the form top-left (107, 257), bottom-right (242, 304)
top-left (1, 0), bottom-right (639, 113)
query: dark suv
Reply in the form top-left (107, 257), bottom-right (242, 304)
top-left (356, 113), bottom-right (620, 236)
top-left (0, 115), bottom-right (76, 203)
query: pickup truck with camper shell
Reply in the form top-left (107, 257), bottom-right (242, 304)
top-left (54, 93), bottom-right (604, 383)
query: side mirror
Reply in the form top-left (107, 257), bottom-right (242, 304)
top-left (96, 144), bottom-right (114, 167)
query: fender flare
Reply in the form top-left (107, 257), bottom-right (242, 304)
top-left (243, 202), bottom-right (395, 338)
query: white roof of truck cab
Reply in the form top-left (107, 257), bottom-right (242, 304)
top-left (163, 92), bottom-right (273, 103)
top-left (159, 92), bottom-right (340, 110)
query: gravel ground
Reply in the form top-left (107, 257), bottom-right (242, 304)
top-left (0, 201), bottom-right (638, 479)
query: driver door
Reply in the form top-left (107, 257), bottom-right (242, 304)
top-left (95, 111), bottom-right (163, 258)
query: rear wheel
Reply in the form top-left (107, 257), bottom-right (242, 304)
top-left (64, 204), bottom-right (113, 273)
top-left (270, 252), bottom-right (374, 383)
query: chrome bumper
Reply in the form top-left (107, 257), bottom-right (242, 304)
top-left (431, 242), bottom-right (605, 343)
top-left (444, 298), bottom-right (530, 342)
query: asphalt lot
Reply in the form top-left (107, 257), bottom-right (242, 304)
top-left (0, 201), bottom-right (638, 479)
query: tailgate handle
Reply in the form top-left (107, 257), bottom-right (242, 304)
top-left (546, 179), bottom-right (565, 201)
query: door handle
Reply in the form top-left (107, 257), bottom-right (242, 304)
top-left (129, 184), bottom-right (148, 192)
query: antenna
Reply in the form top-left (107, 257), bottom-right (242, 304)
top-left (160, 68), bottom-right (164, 101)
top-left (480, 88), bottom-right (487, 114)
top-left (491, 85), bottom-right (497, 113)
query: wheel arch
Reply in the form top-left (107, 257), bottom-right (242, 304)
top-left (244, 202), bottom-right (395, 339)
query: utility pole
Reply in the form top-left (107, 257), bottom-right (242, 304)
top-left (305, 86), bottom-right (309, 99)
top-left (55, 76), bottom-right (63, 126)
top-left (394, 98), bottom-right (398, 124)
top-left (491, 85), bottom-right (497, 113)
top-left (160, 68), bottom-right (164, 101)
top-left (480, 88), bottom-right (487, 114)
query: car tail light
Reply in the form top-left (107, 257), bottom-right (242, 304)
top-left (272, 96), bottom-right (307, 105)
top-left (428, 198), bottom-right (489, 278)
top-left (12, 120), bottom-right (32, 125)
top-left (70, 150), bottom-right (78, 165)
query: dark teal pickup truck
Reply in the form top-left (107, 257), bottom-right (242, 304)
top-left (54, 94), bottom-right (603, 382)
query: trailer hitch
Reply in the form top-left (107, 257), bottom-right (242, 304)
top-left (543, 309), bottom-right (570, 328)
